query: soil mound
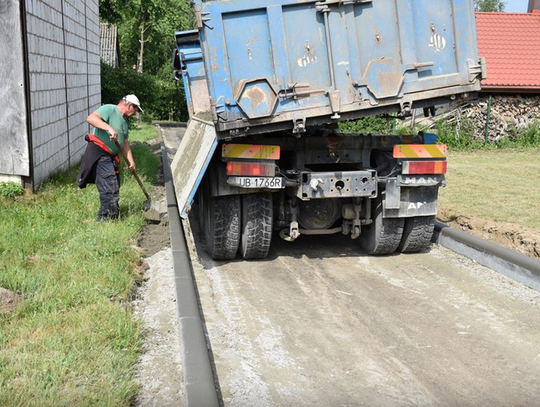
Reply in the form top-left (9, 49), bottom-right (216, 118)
top-left (438, 209), bottom-right (540, 260)
top-left (0, 287), bottom-right (22, 314)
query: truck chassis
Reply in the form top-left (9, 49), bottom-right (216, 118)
top-left (180, 122), bottom-right (446, 260)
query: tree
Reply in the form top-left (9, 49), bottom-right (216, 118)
top-left (117, 0), bottom-right (195, 75)
top-left (474, 0), bottom-right (506, 12)
top-left (99, 0), bottom-right (131, 24)
top-left (99, 0), bottom-right (195, 120)
top-left (100, 0), bottom-right (194, 74)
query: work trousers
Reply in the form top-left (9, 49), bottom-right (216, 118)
top-left (95, 155), bottom-right (120, 220)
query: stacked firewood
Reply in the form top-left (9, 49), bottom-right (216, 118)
top-left (461, 95), bottom-right (540, 142)
top-left (410, 95), bottom-right (540, 142)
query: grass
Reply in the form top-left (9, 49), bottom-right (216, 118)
top-left (0, 182), bottom-right (24, 199)
top-left (439, 148), bottom-right (540, 230)
top-left (130, 122), bottom-right (160, 143)
top-left (0, 123), bottom-right (160, 406)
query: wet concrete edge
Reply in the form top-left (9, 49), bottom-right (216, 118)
top-left (161, 133), bottom-right (221, 407)
top-left (433, 221), bottom-right (540, 292)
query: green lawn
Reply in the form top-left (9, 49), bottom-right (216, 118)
top-left (439, 148), bottom-right (540, 230)
top-left (0, 124), bottom-right (160, 406)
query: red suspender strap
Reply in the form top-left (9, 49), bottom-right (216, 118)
top-left (87, 134), bottom-right (120, 166)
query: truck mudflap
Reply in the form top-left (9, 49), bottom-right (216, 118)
top-left (170, 116), bottom-right (218, 218)
top-left (383, 184), bottom-right (439, 218)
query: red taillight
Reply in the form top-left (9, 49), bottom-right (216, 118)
top-left (402, 160), bottom-right (447, 175)
top-left (226, 161), bottom-right (275, 176)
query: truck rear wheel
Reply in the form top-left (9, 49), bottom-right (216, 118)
top-left (201, 191), bottom-right (241, 260)
top-left (398, 215), bottom-right (436, 253)
top-left (240, 193), bottom-right (273, 259)
top-left (359, 196), bottom-right (404, 255)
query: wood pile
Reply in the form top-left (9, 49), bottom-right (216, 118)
top-left (461, 95), bottom-right (540, 142)
top-left (411, 95), bottom-right (540, 142)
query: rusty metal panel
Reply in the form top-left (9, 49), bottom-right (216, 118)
top-left (186, 0), bottom-right (482, 136)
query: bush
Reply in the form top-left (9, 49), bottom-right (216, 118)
top-left (0, 182), bottom-right (24, 199)
top-left (100, 61), bottom-right (159, 106)
top-left (338, 116), bottom-right (393, 134)
top-left (100, 61), bottom-right (189, 122)
top-left (151, 64), bottom-right (189, 122)
top-left (516, 120), bottom-right (540, 147)
top-left (433, 116), bottom-right (478, 150)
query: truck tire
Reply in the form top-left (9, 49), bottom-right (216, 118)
top-left (359, 196), bottom-right (404, 255)
top-left (202, 193), bottom-right (241, 260)
top-left (398, 215), bottom-right (436, 253)
top-left (240, 193), bottom-right (273, 259)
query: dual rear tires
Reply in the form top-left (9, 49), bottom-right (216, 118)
top-left (359, 196), bottom-right (404, 255)
top-left (241, 193), bottom-right (273, 259)
top-left (359, 196), bottom-right (435, 255)
top-left (398, 215), bottom-right (436, 253)
top-left (198, 187), bottom-right (435, 259)
top-left (198, 186), bottom-right (273, 260)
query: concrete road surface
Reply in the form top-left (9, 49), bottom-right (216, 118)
top-left (162, 124), bottom-right (540, 406)
top-left (184, 216), bottom-right (540, 407)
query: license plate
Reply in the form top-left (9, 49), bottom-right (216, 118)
top-left (227, 177), bottom-right (283, 189)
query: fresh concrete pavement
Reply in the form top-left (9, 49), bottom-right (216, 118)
top-left (142, 124), bottom-right (540, 406)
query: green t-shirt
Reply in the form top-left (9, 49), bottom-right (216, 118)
top-left (92, 104), bottom-right (129, 155)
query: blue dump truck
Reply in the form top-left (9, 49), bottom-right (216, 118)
top-left (171, 0), bottom-right (485, 260)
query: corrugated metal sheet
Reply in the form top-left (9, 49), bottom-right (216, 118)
top-left (100, 23), bottom-right (119, 67)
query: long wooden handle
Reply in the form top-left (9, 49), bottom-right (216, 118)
top-left (113, 140), bottom-right (150, 200)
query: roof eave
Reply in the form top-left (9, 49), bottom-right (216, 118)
top-left (480, 86), bottom-right (540, 94)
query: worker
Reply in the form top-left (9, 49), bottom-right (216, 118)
top-left (77, 94), bottom-right (143, 221)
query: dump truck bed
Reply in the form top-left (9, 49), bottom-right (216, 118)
top-left (187, 0), bottom-right (482, 137)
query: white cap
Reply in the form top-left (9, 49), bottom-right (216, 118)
top-left (123, 94), bottom-right (143, 113)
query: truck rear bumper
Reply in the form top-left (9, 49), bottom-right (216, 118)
top-left (293, 170), bottom-right (377, 200)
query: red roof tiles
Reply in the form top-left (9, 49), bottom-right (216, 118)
top-left (476, 10), bottom-right (540, 92)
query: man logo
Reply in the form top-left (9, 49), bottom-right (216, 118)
top-left (408, 202), bottom-right (426, 210)
top-left (402, 177), bottom-right (438, 185)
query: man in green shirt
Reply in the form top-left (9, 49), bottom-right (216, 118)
top-left (79, 95), bottom-right (143, 220)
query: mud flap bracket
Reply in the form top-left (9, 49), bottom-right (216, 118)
top-left (384, 178), bottom-right (400, 210)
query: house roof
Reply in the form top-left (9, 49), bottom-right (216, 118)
top-left (476, 10), bottom-right (540, 92)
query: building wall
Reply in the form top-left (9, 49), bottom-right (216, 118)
top-left (0, 0), bottom-right (30, 179)
top-left (25, 0), bottom-right (100, 188)
top-left (529, 0), bottom-right (540, 12)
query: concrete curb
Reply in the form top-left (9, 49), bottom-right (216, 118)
top-left (154, 121), bottom-right (187, 128)
top-left (433, 221), bottom-right (540, 292)
top-left (161, 141), bottom-right (220, 407)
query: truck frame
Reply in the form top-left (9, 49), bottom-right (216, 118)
top-left (171, 0), bottom-right (484, 260)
